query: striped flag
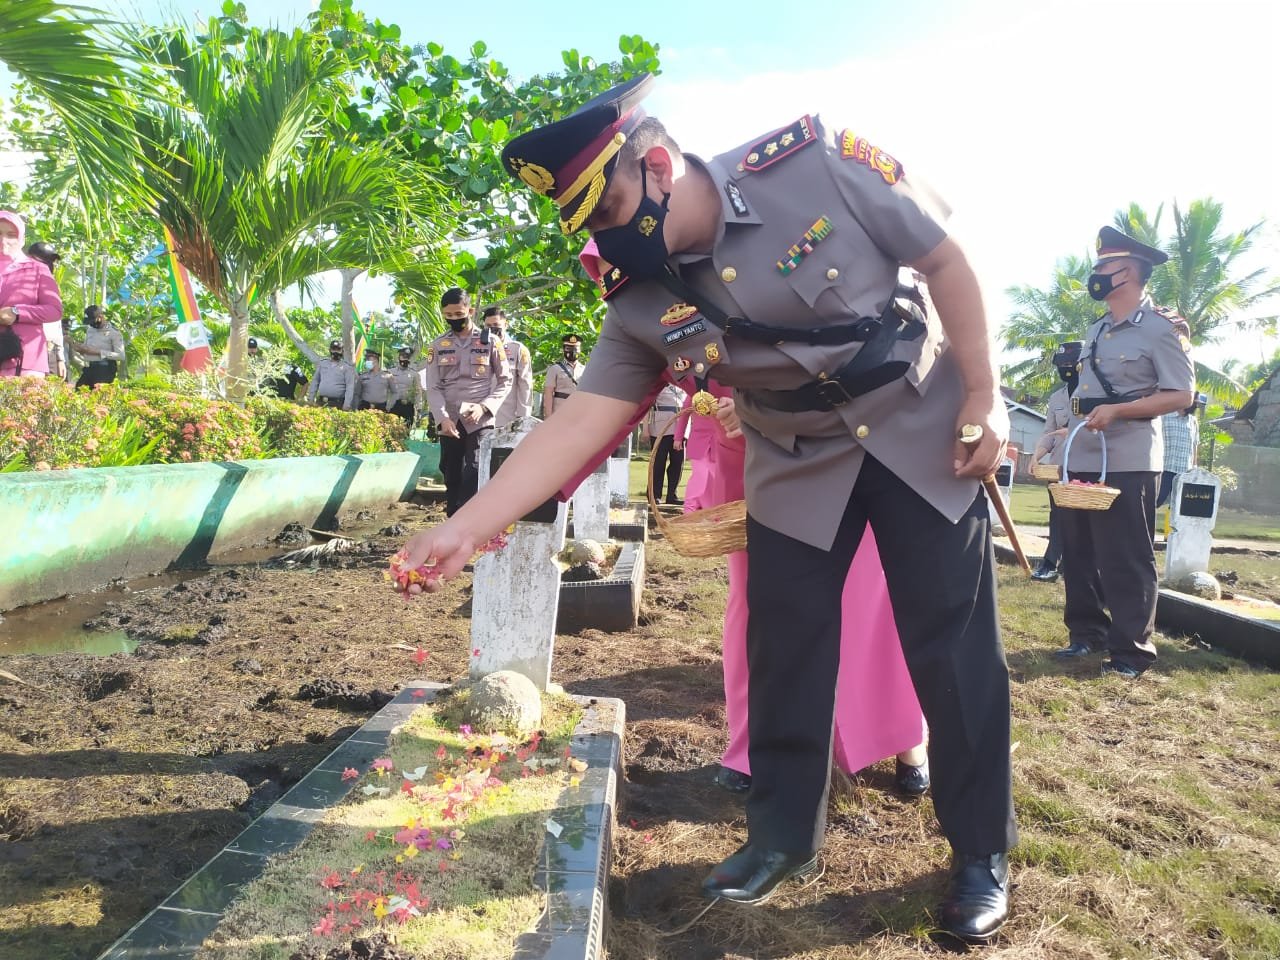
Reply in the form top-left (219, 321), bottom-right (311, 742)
top-left (352, 299), bottom-right (374, 360)
top-left (162, 226), bottom-right (212, 372)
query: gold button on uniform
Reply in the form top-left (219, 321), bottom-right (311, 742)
top-left (721, 266), bottom-right (737, 283)
top-left (826, 268), bottom-right (839, 280)
top-left (855, 425), bottom-right (870, 440)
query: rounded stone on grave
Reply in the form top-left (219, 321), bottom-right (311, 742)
top-left (464, 670), bottom-right (542, 735)
top-left (1173, 571), bottom-right (1222, 601)
top-left (562, 561), bottom-right (604, 583)
top-left (564, 539), bottom-right (606, 566)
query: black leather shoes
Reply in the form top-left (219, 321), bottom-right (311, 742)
top-left (665, 496), bottom-right (684, 506)
top-left (713, 766), bottom-right (752, 794)
top-left (939, 852), bottom-right (1009, 943)
top-left (894, 759), bottom-right (930, 797)
top-left (702, 843), bottom-right (818, 903)
top-left (1053, 641), bottom-right (1094, 659)
top-left (1101, 659), bottom-right (1143, 678)
top-left (1030, 563), bottom-right (1059, 582)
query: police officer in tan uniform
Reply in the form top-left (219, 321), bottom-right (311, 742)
top-left (398, 75), bottom-right (1015, 943)
top-left (1030, 341), bottom-right (1081, 581)
top-left (483, 306), bottom-right (533, 427)
top-left (387, 346), bottom-right (419, 425)
top-left (422, 288), bottom-right (512, 515)
top-left (1054, 227), bottom-right (1195, 676)
top-left (356, 348), bottom-right (394, 411)
top-left (307, 339), bottom-right (356, 410)
top-left (541, 333), bottom-right (585, 416)
top-left (73, 305), bottom-right (125, 387)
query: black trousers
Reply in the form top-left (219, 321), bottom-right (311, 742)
top-left (745, 455), bottom-right (1016, 856)
top-left (439, 423), bottom-right (490, 516)
top-left (76, 360), bottom-right (117, 389)
top-left (1042, 496), bottom-right (1063, 568)
top-left (389, 401), bottom-right (414, 425)
top-left (1059, 471), bottom-right (1158, 669)
top-left (651, 433), bottom-right (685, 502)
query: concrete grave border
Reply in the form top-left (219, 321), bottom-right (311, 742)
top-left (557, 541), bottom-right (646, 634)
top-left (97, 682), bottom-right (625, 960)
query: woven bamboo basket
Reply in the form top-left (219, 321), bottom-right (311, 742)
top-left (1031, 463), bottom-right (1061, 481)
top-left (1048, 421), bottom-right (1121, 510)
top-left (649, 408), bottom-right (747, 557)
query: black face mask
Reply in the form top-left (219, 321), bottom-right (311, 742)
top-left (399, 359), bottom-right (410, 368)
top-left (88, 320), bottom-right (104, 328)
top-left (592, 161), bottom-right (671, 281)
top-left (330, 352), bottom-right (342, 361)
top-left (446, 318), bottom-right (468, 333)
top-left (1056, 365), bottom-right (1078, 384)
top-left (563, 349), bottom-right (580, 362)
top-left (1087, 269), bottom-right (1127, 301)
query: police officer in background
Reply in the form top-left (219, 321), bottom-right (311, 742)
top-left (541, 333), bottom-right (585, 417)
top-left (356, 348), bottom-right (394, 412)
top-left (1030, 341), bottom-right (1082, 581)
top-left (483, 306), bottom-right (533, 427)
top-left (307, 338), bottom-right (356, 410)
top-left (1054, 227), bottom-right (1195, 676)
top-left (387, 346), bottom-right (419, 425)
top-left (398, 75), bottom-right (1016, 943)
top-left (422, 288), bottom-right (512, 515)
top-left (73, 305), bottom-right (125, 388)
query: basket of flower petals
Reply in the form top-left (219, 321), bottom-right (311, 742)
top-left (1048, 422), bottom-right (1121, 510)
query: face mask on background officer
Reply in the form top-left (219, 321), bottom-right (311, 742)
top-left (329, 341), bottom-right (343, 361)
top-left (398, 350), bottom-right (412, 369)
top-left (562, 341), bottom-right (580, 363)
top-left (483, 310), bottom-right (506, 340)
top-left (443, 299), bottom-right (473, 334)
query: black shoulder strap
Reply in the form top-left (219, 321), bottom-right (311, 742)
top-left (1087, 320), bottom-right (1120, 399)
top-left (655, 266), bottom-right (923, 347)
top-left (556, 360), bottom-right (578, 385)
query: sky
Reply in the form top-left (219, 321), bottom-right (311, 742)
top-left (8, 0), bottom-right (1280, 371)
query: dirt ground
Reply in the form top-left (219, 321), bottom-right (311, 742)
top-left (1, 499), bottom-right (1277, 960)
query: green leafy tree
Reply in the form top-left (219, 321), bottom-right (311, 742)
top-left (129, 18), bottom-right (448, 400)
top-left (0, 0), bottom-right (152, 209)
top-left (304, 0), bottom-right (661, 372)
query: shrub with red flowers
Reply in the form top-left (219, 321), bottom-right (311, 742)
top-left (0, 378), bottom-right (408, 471)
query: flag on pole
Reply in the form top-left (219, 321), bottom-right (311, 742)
top-left (161, 226), bottom-right (212, 372)
top-left (352, 299), bottom-right (375, 360)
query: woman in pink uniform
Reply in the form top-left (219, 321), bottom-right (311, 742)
top-left (0, 211), bottom-right (62, 378)
top-left (578, 240), bottom-right (928, 794)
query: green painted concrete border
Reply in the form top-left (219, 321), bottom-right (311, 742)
top-left (0, 452), bottom-right (420, 612)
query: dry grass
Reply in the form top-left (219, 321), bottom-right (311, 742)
top-left (597, 546), bottom-right (1280, 960)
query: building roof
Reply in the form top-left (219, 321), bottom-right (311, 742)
top-left (1236, 366), bottom-right (1279, 422)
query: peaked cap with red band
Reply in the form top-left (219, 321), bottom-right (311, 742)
top-left (1093, 225), bottom-right (1168, 269)
top-left (501, 73), bottom-right (655, 235)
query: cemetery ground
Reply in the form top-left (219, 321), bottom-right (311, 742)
top-left (1, 499), bottom-right (1278, 960)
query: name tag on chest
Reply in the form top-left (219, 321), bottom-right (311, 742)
top-left (663, 319), bottom-right (706, 346)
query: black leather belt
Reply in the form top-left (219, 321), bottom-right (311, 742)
top-left (1072, 392), bottom-right (1145, 416)
top-left (553, 391), bottom-right (570, 399)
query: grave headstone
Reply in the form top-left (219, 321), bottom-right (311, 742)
top-left (1166, 466), bottom-right (1221, 583)
top-left (572, 457), bottom-right (611, 542)
top-left (608, 434), bottom-right (632, 508)
top-left (471, 417), bottom-right (566, 690)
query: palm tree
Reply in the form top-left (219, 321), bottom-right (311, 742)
top-left (130, 20), bottom-right (447, 400)
top-left (0, 1), bottom-right (149, 207)
top-left (1001, 255), bottom-right (1099, 401)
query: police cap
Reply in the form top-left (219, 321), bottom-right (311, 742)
top-left (1094, 225), bottom-right (1168, 269)
top-left (1053, 340), bottom-right (1083, 368)
top-left (501, 74), bottom-right (655, 235)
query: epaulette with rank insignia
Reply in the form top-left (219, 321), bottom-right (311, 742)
top-left (599, 265), bottom-right (630, 301)
top-left (1152, 305), bottom-right (1187, 325)
top-left (740, 115), bottom-right (817, 173)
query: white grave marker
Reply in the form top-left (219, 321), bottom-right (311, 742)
top-left (471, 417), bottom-right (566, 690)
top-left (1165, 467), bottom-right (1221, 583)
top-left (572, 458), bottom-right (611, 542)
top-left (608, 434), bottom-right (632, 508)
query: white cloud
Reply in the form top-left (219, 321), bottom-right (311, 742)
top-left (647, 0), bottom-right (1280, 372)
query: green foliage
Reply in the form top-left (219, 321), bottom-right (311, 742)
top-left (0, 376), bottom-right (405, 471)
top-left (303, 1), bottom-right (662, 371)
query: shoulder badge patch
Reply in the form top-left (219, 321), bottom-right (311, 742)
top-left (741, 115), bottom-right (817, 172)
top-left (600, 266), bottom-right (630, 301)
top-left (839, 130), bottom-right (903, 185)
top-left (1153, 305), bottom-right (1187, 325)
top-left (426, 348), bottom-right (434, 363)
